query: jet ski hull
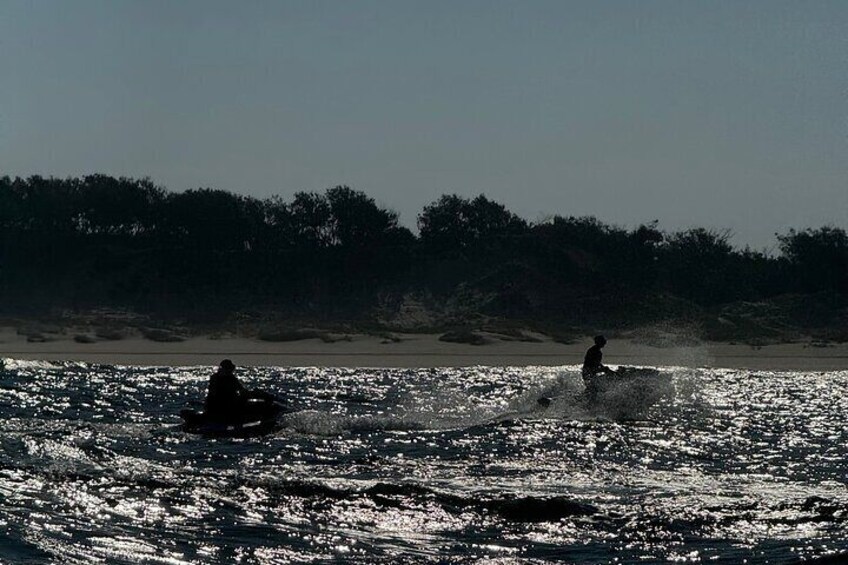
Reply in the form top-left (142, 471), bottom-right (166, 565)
top-left (583, 367), bottom-right (672, 404)
top-left (180, 400), bottom-right (282, 437)
top-left (537, 367), bottom-right (671, 408)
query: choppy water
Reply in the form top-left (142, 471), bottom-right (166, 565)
top-left (1, 359), bottom-right (847, 564)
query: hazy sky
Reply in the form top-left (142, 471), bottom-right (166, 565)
top-left (2, 1), bottom-right (845, 248)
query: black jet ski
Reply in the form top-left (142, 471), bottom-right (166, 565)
top-left (180, 398), bottom-right (284, 437)
top-left (581, 366), bottom-right (672, 406)
top-left (538, 367), bottom-right (671, 407)
top-left (584, 366), bottom-right (666, 392)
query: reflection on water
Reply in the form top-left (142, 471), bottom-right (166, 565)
top-left (1, 359), bottom-right (846, 563)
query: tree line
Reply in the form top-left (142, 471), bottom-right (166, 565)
top-left (0, 175), bottom-right (845, 327)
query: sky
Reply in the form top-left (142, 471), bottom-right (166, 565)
top-left (1, 1), bottom-right (845, 249)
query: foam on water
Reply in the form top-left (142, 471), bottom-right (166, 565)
top-left (1, 360), bottom-right (847, 563)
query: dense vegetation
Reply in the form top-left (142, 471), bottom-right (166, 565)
top-left (1, 175), bottom-right (845, 338)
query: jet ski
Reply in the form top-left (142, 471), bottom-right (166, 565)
top-left (180, 398), bottom-right (284, 437)
top-left (582, 366), bottom-right (672, 405)
top-left (537, 367), bottom-right (671, 407)
top-left (584, 366), bottom-right (666, 391)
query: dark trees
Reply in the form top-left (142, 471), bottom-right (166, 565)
top-left (659, 228), bottom-right (737, 305)
top-left (778, 227), bottom-right (848, 295)
top-left (418, 194), bottom-right (527, 256)
top-left (0, 174), bottom-right (843, 326)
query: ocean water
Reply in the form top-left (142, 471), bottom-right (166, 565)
top-left (1, 359), bottom-right (846, 564)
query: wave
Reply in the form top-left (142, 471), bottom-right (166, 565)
top-left (0, 524), bottom-right (54, 564)
top-left (6, 449), bottom-right (599, 525)
top-left (244, 477), bottom-right (599, 523)
top-left (1, 357), bottom-right (72, 372)
top-left (280, 410), bottom-right (425, 435)
top-left (796, 553), bottom-right (848, 564)
top-left (775, 496), bottom-right (848, 525)
top-left (638, 495), bottom-right (848, 537)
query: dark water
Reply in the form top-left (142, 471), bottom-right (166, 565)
top-left (1, 359), bottom-right (846, 564)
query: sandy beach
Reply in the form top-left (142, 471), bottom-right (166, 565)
top-left (0, 327), bottom-right (845, 370)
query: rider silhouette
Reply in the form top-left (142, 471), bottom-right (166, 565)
top-left (204, 359), bottom-right (249, 421)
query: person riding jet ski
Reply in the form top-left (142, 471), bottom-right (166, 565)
top-left (582, 335), bottom-right (618, 400)
top-left (582, 335), bottom-right (617, 378)
top-left (205, 359), bottom-right (249, 420)
top-left (180, 360), bottom-right (281, 436)
top-left (198, 359), bottom-right (278, 426)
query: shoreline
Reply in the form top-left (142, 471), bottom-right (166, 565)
top-left (1, 329), bottom-right (846, 370)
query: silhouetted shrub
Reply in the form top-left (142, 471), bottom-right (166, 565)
top-left (439, 330), bottom-right (489, 345)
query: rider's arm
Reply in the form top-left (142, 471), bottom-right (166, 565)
top-left (231, 376), bottom-right (248, 398)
